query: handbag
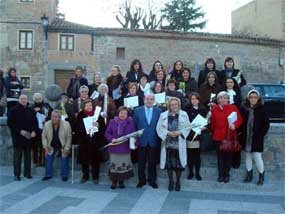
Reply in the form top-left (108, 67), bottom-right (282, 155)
top-left (220, 129), bottom-right (241, 153)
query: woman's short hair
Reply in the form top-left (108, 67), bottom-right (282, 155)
top-left (167, 97), bottom-right (181, 110)
top-left (217, 91), bottom-right (230, 100)
top-left (112, 65), bottom-right (121, 73)
top-left (33, 93), bottom-right (43, 101)
top-left (79, 85), bottom-right (89, 93)
top-left (128, 82), bottom-right (137, 90)
top-left (117, 106), bottom-right (129, 115)
top-left (82, 99), bottom-right (94, 110)
top-left (98, 83), bottom-right (109, 93)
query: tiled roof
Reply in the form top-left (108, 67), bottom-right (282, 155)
top-left (48, 18), bottom-right (285, 46)
top-left (48, 18), bottom-right (97, 33)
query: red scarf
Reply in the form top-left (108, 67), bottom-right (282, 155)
top-left (84, 110), bottom-right (93, 116)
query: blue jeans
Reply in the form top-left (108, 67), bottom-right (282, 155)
top-left (45, 150), bottom-right (69, 178)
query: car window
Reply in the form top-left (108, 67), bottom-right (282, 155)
top-left (263, 85), bottom-right (285, 98)
top-left (253, 85), bottom-right (264, 96)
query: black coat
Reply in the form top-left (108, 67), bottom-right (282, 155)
top-left (76, 111), bottom-right (107, 164)
top-left (184, 105), bottom-right (207, 141)
top-left (4, 76), bottom-right (24, 99)
top-left (66, 77), bottom-right (88, 99)
top-left (220, 69), bottom-right (246, 87)
top-left (240, 104), bottom-right (270, 152)
top-left (7, 103), bottom-right (38, 147)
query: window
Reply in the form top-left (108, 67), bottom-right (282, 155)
top-left (116, 47), bottom-right (125, 60)
top-left (19, 30), bottom-right (33, 50)
top-left (20, 76), bottom-right (31, 89)
top-left (60, 34), bottom-right (74, 51)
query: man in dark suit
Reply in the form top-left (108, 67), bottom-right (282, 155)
top-left (7, 94), bottom-right (38, 181)
top-left (133, 94), bottom-right (162, 189)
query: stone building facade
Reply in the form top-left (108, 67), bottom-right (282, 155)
top-left (232, 0), bottom-right (285, 41)
top-left (0, 0), bottom-right (285, 99)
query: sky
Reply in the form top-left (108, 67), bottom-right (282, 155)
top-left (58, 0), bottom-right (253, 34)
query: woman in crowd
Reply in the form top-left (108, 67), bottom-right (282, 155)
top-left (124, 83), bottom-right (144, 114)
top-left (223, 77), bottom-right (241, 107)
top-left (0, 70), bottom-right (6, 116)
top-left (93, 83), bottom-right (116, 123)
top-left (66, 66), bottom-right (88, 100)
top-left (166, 79), bottom-right (186, 108)
top-left (170, 60), bottom-right (184, 82)
top-left (150, 69), bottom-right (166, 89)
top-left (124, 59), bottom-right (146, 94)
top-left (73, 85), bottom-right (90, 115)
top-left (178, 68), bottom-right (198, 97)
top-left (152, 82), bottom-right (167, 112)
top-left (88, 72), bottom-right (102, 99)
top-left (156, 97), bottom-right (191, 191)
top-left (76, 99), bottom-right (106, 184)
top-left (184, 92), bottom-right (207, 180)
top-left (106, 65), bottom-right (124, 108)
top-left (199, 72), bottom-right (222, 109)
top-left (137, 74), bottom-right (151, 95)
top-left (5, 68), bottom-right (24, 114)
top-left (240, 89), bottom-right (269, 185)
top-left (220, 57), bottom-right (246, 87)
top-left (211, 91), bottom-right (243, 183)
top-left (198, 58), bottom-right (221, 88)
top-left (149, 60), bottom-right (164, 82)
top-left (105, 106), bottom-right (135, 189)
top-left (30, 93), bottom-right (53, 166)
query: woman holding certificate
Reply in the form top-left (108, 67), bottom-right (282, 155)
top-left (93, 84), bottom-right (116, 123)
top-left (76, 99), bottom-right (106, 184)
top-left (156, 97), bottom-right (191, 191)
top-left (105, 106), bottom-right (135, 189)
top-left (210, 91), bottom-right (243, 183)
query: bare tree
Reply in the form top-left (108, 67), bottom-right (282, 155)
top-left (142, 1), bottom-right (163, 30)
top-left (116, 0), bottom-right (144, 29)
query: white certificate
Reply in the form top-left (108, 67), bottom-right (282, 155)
top-left (191, 114), bottom-right (208, 134)
top-left (90, 90), bottom-right (99, 100)
top-left (36, 112), bottom-right (46, 130)
top-left (154, 92), bottom-right (166, 104)
top-left (227, 112), bottom-right (237, 125)
top-left (210, 93), bottom-right (216, 102)
top-left (124, 96), bottom-right (139, 108)
top-left (83, 116), bottom-right (98, 135)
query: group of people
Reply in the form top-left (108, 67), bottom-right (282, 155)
top-left (3, 56), bottom-right (270, 192)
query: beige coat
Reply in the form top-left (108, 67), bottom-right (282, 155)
top-left (156, 110), bottom-right (191, 169)
top-left (42, 120), bottom-right (72, 153)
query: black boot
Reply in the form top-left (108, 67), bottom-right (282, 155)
top-left (119, 180), bottom-right (125, 189)
top-left (168, 180), bottom-right (174, 191)
top-left (110, 180), bottom-right (117, 189)
top-left (243, 170), bottom-right (253, 183)
top-left (257, 172), bottom-right (264, 186)
top-left (195, 164), bottom-right (202, 181)
top-left (175, 180), bottom-right (181, 191)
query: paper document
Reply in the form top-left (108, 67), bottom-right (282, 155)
top-left (124, 96), bottom-right (139, 108)
top-left (154, 92), bottom-right (166, 104)
top-left (190, 114), bottom-right (208, 134)
top-left (227, 112), bottom-right (237, 125)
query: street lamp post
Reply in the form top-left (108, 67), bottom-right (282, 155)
top-left (40, 14), bottom-right (49, 40)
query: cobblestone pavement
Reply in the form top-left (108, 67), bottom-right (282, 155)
top-left (0, 166), bottom-right (284, 214)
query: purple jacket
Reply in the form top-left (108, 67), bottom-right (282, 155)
top-left (105, 116), bottom-right (135, 154)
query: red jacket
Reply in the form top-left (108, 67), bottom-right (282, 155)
top-left (210, 104), bottom-right (243, 141)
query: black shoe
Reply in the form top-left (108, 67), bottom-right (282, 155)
top-left (14, 176), bottom-right (21, 181)
top-left (196, 174), bottom-right (202, 181)
top-left (257, 172), bottom-right (264, 186)
top-left (42, 176), bottom-right (52, 181)
top-left (218, 177), bottom-right (224, 182)
top-left (168, 180), bottom-right (174, 191)
top-left (175, 181), bottom-right (181, 191)
top-left (110, 181), bottom-right (117, 189)
top-left (80, 178), bottom-right (89, 184)
top-left (224, 176), bottom-right (230, 183)
top-left (93, 179), bottom-right (99, 184)
top-left (149, 182), bottom-right (158, 189)
top-left (187, 172), bottom-right (194, 180)
top-left (243, 170), bottom-right (253, 183)
top-left (62, 177), bottom-right (68, 182)
top-left (25, 175), bottom-right (32, 179)
top-left (119, 181), bottom-right (125, 189)
top-left (136, 181), bottom-right (146, 188)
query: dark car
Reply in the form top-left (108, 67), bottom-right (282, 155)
top-left (251, 83), bottom-right (285, 121)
